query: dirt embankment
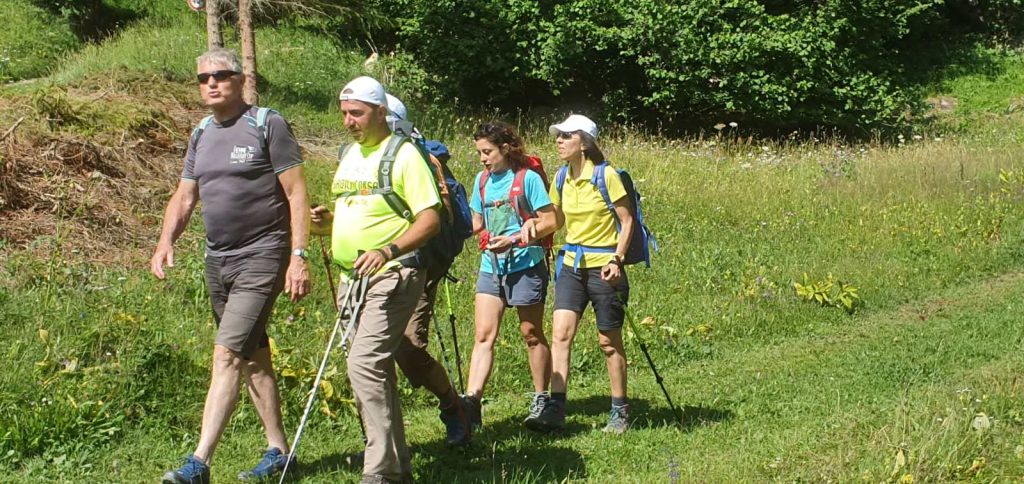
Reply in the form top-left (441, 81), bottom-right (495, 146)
top-left (0, 74), bottom-right (205, 264)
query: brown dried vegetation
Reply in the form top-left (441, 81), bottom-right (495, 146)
top-left (0, 73), bottom-right (205, 263)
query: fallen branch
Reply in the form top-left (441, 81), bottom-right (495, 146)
top-left (1, 117), bottom-right (26, 142)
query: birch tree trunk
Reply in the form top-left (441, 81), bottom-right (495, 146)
top-left (238, 0), bottom-right (257, 104)
top-left (206, 0), bottom-right (224, 49)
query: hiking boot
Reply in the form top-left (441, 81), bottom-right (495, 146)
top-left (602, 404), bottom-right (629, 434)
top-left (532, 397), bottom-right (565, 432)
top-left (461, 395), bottom-right (482, 431)
top-left (360, 474), bottom-right (400, 484)
top-left (522, 392), bottom-right (549, 431)
top-left (238, 447), bottom-right (293, 480)
top-left (439, 398), bottom-right (472, 445)
top-left (161, 454), bottom-right (210, 484)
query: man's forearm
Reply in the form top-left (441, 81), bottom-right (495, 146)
top-left (390, 207), bottom-right (440, 254)
top-left (287, 189), bottom-right (310, 249)
top-left (157, 192), bottom-right (194, 247)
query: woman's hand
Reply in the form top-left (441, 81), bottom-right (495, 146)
top-left (601, 259), bottom-right (623, 286)
top-left (486, 235), bottom-right (515, 253)
top-left (519, 219), bottom-right (538, 245)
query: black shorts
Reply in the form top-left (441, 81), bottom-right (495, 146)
top-left (553, 265), bottom-right (629, 331)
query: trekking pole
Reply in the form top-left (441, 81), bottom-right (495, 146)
top-left (318, 235), bottom-right (338, 309)
top-left (432, 312), bottom-right (456, 388)
top-left (279, 271), bottom-right (358, 483)
top-left (443, 276), bottom-right (465, 394)
top-left (621, 298), bottom-right (684, 428)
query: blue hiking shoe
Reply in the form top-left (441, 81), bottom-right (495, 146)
top-left (238, 447), bottom-right (293, 480)
top-left (161, 454), bottom-right (210, 484)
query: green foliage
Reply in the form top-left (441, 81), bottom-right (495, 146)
top-left (793, 273), bottom-right (863, 314)
top-left (370, 0), bottom-right (1024, 133)
top-left (0, 0), bottom-right (79, 82)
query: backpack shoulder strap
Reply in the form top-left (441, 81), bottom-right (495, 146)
top-left (509, 167), bottom-right (535, 221)
top-left (477, 169), bottom-right (491, 208)
top-left (554, 164), bottom-right (570, 200)
top-left (191, 115), bottom-right (215, 144)
top-left (338, 143), bottom-right (352, 164)
top-left (378, 134), bottom-right (414, 221)
top-left (591, 161), bottom-right (621, 232)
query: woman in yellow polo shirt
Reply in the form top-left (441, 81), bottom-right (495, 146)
top-left (529, 114), bottom-right (634, 434)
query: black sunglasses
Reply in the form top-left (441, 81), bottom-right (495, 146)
top-left (557, 131), bottom-right (577, 140)
top-left (196, 70), bottom-right (239, 84)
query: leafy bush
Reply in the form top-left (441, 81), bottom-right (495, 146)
top-left (370, 0), bottom-right (1024, 133)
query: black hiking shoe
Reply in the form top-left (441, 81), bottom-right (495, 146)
top-left (439, 397), bottom-right (472, 445)
top-left (522, 392), bottom-right (549, 431)
top-left (461, 395), bottom-right (482, 431)
top-left (533, 397), bottom-right (565, 432)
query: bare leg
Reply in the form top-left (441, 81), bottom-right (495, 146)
top-left (465, 294), bottom-right (505, 398)
top-left (194, 344), bottom-right (244, 464)
top-left (243, 345), bottom-right (289, 453)
top-left (598, 329), bottom-right (627, 399)
top-left (550, 309), bottom-right (581, 393)
top-left (516, 302), bottom-right (551, 393)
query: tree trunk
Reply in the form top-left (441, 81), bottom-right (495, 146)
top-left (206, 0), bottom-right (224, 49)
top-left (238, 0), bottom-right (257, 105)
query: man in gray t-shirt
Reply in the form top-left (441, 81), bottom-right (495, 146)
top-left (150, 48), bottom-right (311, 484)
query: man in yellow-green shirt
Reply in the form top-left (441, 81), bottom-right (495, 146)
top-left (310, 76), bottom-right (440, 483)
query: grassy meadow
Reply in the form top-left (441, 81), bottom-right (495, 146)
top-left (3, 4), bottom-right (1024, 482)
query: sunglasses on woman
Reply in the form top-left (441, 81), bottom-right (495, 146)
top-left (557, 131), bottom-right (577, 140)
top-left (196, 70), bottom-right (239, 84)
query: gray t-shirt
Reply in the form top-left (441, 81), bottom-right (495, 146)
top-left (182, 106), bottom-right (303, 256)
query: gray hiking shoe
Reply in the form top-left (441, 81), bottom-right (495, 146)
top-left (602, 404), bottom-right (629, 434)
top-left (532, 397), bottom-right (565, 432)
top-left (522, 392), bottom-right (549, 431)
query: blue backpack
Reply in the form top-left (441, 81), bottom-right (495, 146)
top-left (338, 120), bottom-right (473, 268)
top-left (554, 161), bottom-right (657, 276)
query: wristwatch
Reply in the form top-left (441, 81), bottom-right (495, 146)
top-left (292, 248), bottom-right (308, 260)
top-left (387, 243), bottom-right (401, 259)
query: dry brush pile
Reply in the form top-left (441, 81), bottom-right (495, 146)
top-left (0, 74), bottom-right (205, 263)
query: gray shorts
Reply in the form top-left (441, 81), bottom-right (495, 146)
top-left (205, 248), bottom-right (288, 358)
top-left (475, 263), bottom-right (549, 307)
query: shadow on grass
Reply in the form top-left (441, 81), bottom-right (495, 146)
top-left (417, 433), bottom-right (587, 482)
top-left (571, 395), bottom-right (734, 432)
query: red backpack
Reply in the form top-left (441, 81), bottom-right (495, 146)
top-left (477, 155), bottom-right (554, 262)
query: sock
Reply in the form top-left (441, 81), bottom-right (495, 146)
top-left (611, 396), bottom-right (628, 407)
top-left (551, 392), bottom-right (567, 403)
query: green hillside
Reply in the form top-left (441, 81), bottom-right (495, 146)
top-left (2, 1), bottom-right (1024, 482)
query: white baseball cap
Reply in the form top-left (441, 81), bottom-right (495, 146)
top-left (385, 93), bottom-right (407, 123)
top-left (338, 76), bottom-right (386, 107)
top-left (549, 114), bottom-right (598, 140)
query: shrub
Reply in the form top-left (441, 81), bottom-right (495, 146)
top-left (369, 0), bottom-right (1024, 133)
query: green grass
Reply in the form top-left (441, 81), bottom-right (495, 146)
top-left (4, 4), bottom-right (1024, 482)
top-left (0, 0), bottom-right (79, 82)
top-left (3, 128), bottom-right (1024, 481)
